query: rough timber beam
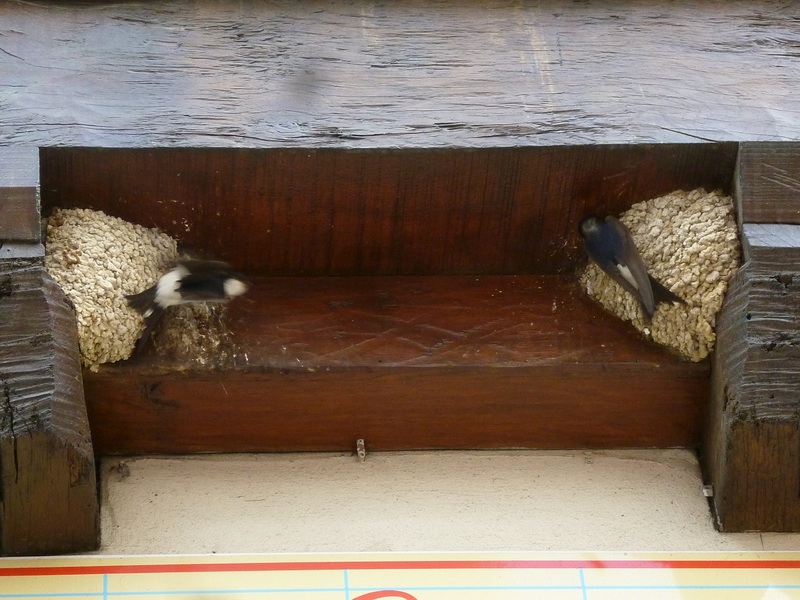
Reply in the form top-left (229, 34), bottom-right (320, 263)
top-left (0, 149), bottom-right (99, 555)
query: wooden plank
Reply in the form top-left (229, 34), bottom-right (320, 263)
top-left (0, 188), bottom-right (39, 243)
top-left (84, 367), bottom-right (708, 454)
top-left (1, 3), bottom-right (799, 148)
top-left (736, 143), bottom-right (800, 224)
top-left (704, 223), bottom-right (800, 531)
top-left (0, 147), bottom-right (40, 244)
top-left (742, 223), bottom-right (800, 268)
top-left (0, 259), bottom-right (99, 555)
top-left (39, 144), bottom-right (736, 276)
top-left (84, 276), bottom-right (709, 454)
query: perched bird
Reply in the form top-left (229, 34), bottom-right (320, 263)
top-left (579, 215), bottom-right (685, 320)
top-left (126, 259), bottom-right (249, 352)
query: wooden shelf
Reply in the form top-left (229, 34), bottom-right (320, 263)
top-left (84, 275), bottom-right (708, 454)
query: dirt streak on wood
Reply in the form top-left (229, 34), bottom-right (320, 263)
top-left (1, 2), bottom-right (799, 147)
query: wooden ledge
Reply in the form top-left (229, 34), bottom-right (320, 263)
top-left (84, 275), bottom-right (708, 454)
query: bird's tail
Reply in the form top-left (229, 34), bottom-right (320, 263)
top-left (649, 275), bottom-right (687, 307)
top-left (125, 288), bottom-right (155, 315)
top-left (125, 288), bottom-right (163, 353)
top-left (133, 306), bottom-right (164, 354)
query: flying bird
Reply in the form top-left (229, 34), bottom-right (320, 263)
top-left (579, 215), bottom-right (685, 320)
top-left (126, 259), bottom-right (249, 353)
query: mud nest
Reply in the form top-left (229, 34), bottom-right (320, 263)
top-left (45, 208), bottom-right (237, 370)
top-left (579, 188), bottom-right (741, 362)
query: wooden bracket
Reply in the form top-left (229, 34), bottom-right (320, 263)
top-left (0, 153), bottom-right (99, 555)
top-left (704, 143), bottom-right (800, 531)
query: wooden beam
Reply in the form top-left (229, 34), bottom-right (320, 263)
top-left (0, 257), bottom-right (99, 555)
top-left (0, 153), bottom-right (99, 555)
top-left (735, 143), bottom-right (800, 224)
top-left (704, 143), bottom-right (800, 531)
top-left (2, 3), bottom-right (800, 147)
top-left (0, 188), bottom-right (40, 244)
top-left (0, 147), bottom-right (40, 247)
top-left (84, 276), bottom-right (709, 454)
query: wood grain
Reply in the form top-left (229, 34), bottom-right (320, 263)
top-left (85, 275), bottom-right (709, 454)
top-left (1, 2), bottom-right (799, 148)
top-left (0, 188), bottom-right (40, 243)
top-left (704, 224), bottom-right (800, 531)
top-left (85, 366), bottom-right (707, 454)
top-left (0, 260), bottom-right (98, 555)
top-left (40, 144), bottom-right (736, 276)
top-left (736, 143), bottom-right (800, 224)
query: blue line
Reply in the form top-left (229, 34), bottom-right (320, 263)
top-left (579, 568), bottom-right (588, 600)
top-left (343, 569), bottom-right (350, 600)
top-left (103, 574), bottom-right (108, 600)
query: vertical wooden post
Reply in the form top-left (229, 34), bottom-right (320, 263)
top-left (0, 148), bottom-right (99, 555)
top-left (704, 143), bottom-right (800, 531)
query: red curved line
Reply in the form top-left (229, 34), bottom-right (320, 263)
top-left (353, 591), bottom-right (418, 600)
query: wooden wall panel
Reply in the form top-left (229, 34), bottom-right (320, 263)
top-left (40, 144), bottom-right (736, 276)
top-left (85, 366), bottom-right (708, 455)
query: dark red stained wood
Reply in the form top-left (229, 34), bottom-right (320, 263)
top-left (225, 275), bottom-right (692, 369)
top-left (84, 367), bottom-right (707, 454)
top-left (39, 144), bottom-right (736, 276)
top-left (84, 276), bottom-right (708, 454)
top-left (1, 3), bottom-right (800, 147)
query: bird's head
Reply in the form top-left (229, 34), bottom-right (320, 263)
top-left (578, 215), bottom-right (603, 239)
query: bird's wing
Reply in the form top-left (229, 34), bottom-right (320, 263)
top-left (176, 259), bottom-right (232, 274)
top-left (607, 217), bottom-right (655, 318)
top-left (176, 273), bottom-right (228, 301)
